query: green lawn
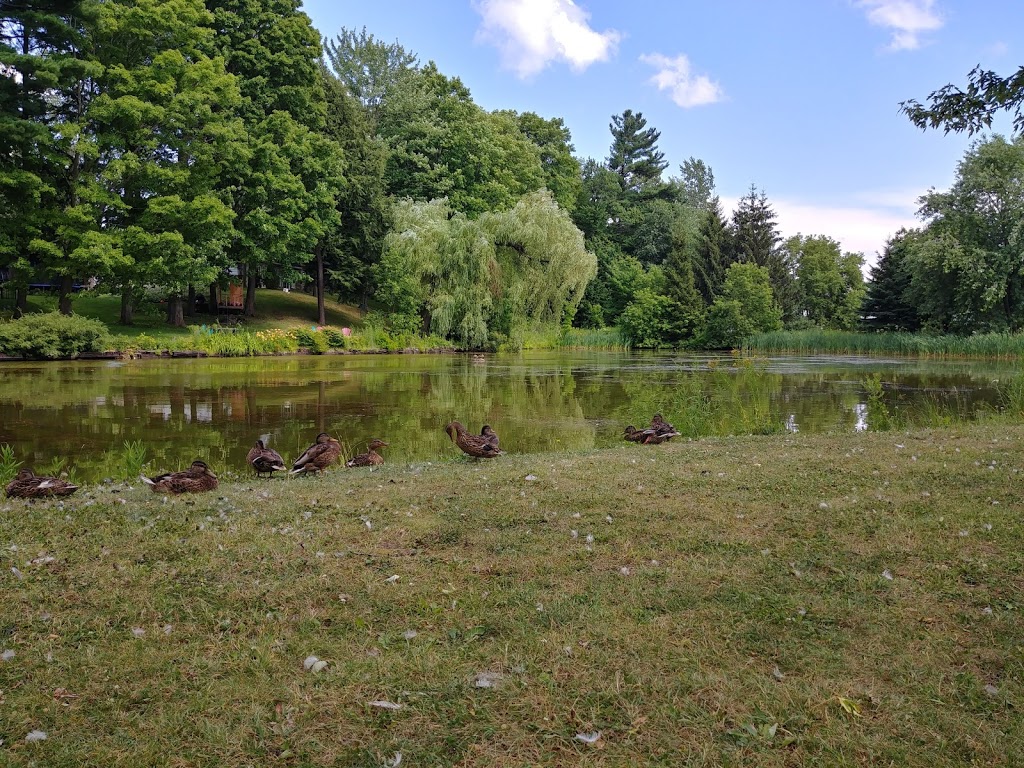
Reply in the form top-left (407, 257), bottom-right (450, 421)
top-left (17, 289), bottom-right (363, 339)
top-left (1, 424), bottom-right (1022, 765)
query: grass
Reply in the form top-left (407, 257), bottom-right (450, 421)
top-left (745, 329), bottom-right (1024, 360)
top-left (2, 424), bottom-right (1023, 765)
top-left (14, 290), bottom-right (363, 342)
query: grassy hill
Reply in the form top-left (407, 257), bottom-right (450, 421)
top-left (19, 289), bottom-right (363, 339)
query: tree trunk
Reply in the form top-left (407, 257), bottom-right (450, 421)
top-left (315, 245), bottom-right (326, 326)
top-left (209, 283), bottom-right (218, 317)
top-left (167, 295), bottom-right (185, 327)
top-left (58, 274), bottom-right (74, 315)
top-left (186, 284), bottom-right (196, 317)
top-left (120, 285), bottom-right (134, 325)
top-left (244, 267), bottom-right (257, 317)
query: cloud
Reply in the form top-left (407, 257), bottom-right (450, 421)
top-left (474, 0), bottom-right (621, 78)
top-left (640, 53), bottom-right (724, 108)
top-left (720, 190), bottom-right (924, 270)
top-left (856, 0), bottom-right (944, 51)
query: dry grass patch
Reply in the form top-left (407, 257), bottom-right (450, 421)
top-left (1, 425), bottom-right (1022, 766)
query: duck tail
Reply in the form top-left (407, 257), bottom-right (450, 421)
top-left (140, 475), bottom-right (155, 486)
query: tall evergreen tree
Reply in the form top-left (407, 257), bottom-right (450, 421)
top-left (606, 109), bottom-right (668, 193)
top-left (861, 229), bottom-right (921, 332)
top-left (662, 219), bottom-right (704, 342)
top-left (321, 69), bottom-right (389, 317)
top-left (731, 186), bottom-right (798, 322)
top-left (692, 199), bottom-right (731, 304)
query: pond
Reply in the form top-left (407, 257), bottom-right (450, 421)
top-left (0, 351), bottom-right (1015, 482)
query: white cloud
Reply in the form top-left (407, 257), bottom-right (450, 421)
top-left (856, 0), bottom-right (944, 51)
top-left (474, 0), bottom-right (621, 78)
top-left (720, 191), bottom-right (924, 271)
top-left (640, 53), bottom-right (724, 108)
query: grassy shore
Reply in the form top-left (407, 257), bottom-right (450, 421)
top-left (1, 425), bottom-right (1022, 766)
top-left (745, 329), bottom-right (1024, 359)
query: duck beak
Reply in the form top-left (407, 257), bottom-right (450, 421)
top-left (206, 468), bottom-right (218, 479)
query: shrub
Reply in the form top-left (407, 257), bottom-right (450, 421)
top-left (0, 312), bottom-right (110, 359)
top-left (619, 289), bottom-right (674, 348)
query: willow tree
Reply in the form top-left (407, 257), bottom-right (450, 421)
top-left (376, 191), bottom-right (595, 348)
top-left (482, 190), bottom-right (597, 341)
top-left (376, 198), bottom-right (494, 347)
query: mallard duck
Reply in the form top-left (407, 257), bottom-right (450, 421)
top-left (346, 439), bottom-right (388, 467)
top-left (445, 421), bottom-right (503, 458)
top-left (651, 413), bottom-right (679, 436)
top-left (5, 468), bottom-right (79, 499)
top-left (246, 439), bottom-right (287, 478)
top-left (623, 425), bottom-right (652, 443)
top-left (142, 460), bottom-right (218, 494)
top-left (290, 432), bottom-right (342, 475)
top-left (481, 425), bottom-right (500, 449)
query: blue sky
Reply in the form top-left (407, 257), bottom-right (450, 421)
top-left (302, 0), bottom-right (1020, 265)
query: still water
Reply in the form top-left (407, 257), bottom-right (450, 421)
top-left (0, 351), bottom-right (1015, 481)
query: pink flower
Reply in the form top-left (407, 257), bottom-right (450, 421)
top-left (341, 327), bottom-right (352, 337)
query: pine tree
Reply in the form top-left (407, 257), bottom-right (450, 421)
top-left (861, 230), bottom-right (921, 332)
top-left (606, 109), bottom-right (668, 194)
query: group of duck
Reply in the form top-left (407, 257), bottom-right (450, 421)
top-left (3, 420), bottom-right (503, 499)
top-left (5, 415), bottom-right (676, 500)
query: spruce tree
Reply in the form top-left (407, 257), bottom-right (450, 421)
top-left (692, 199), bottom-right (731, 304)
top-left (662, 220), bottom-right (704, 343)
top-left (861, 230), bottom-right (921, 332)
top-left (731, 186), bottom-right (798, 323)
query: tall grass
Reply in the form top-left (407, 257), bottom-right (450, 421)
top-left (0, 443), bottom-right (20, 487)
top-left (120, 440), bottom-right (148, 481)
top-left (557, 327), bottom-right (627, 350)
top-left (745, 329), bottom-right (1024, 359)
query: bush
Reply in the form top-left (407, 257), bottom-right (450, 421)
top-left (619, 289), bottom-right (674, 348)
top-left (0, 312), bottom-right (110, 359)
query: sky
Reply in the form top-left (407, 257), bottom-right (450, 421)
top-left (300, 0), bottom-right (1021, 268)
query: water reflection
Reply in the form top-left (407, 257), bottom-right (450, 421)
top-left (0, 352), bottom-right (1012, 481)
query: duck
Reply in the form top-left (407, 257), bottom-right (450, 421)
top-left (445, 421), bottom-right (503, 458)
top-left (650, 413), bottom-right (679, 436)
top-left (246, 439), bottom-right (287, 478)
top-left (480, 425), bottom-right (500, 449)
top-left (5, 468), bottom-right (79, 499)
top-left (290, 432), bottom-right (342, 475)
top-left (141, 460), bottom-right (218, 494)
top-left (623, 425), bottom-right (653, 443)
top-left (346, 439), bottom-right (389, 467)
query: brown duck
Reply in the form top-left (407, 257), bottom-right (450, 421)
top-left (650, 413), bottom-right (680, 437)
top-left (623, 425), bottom-right (653, 443)
top-left (142, 460), bottom-right (219, 494)
top-left (5, 468), bottom-right (79, 499)
top-left (481, 425), bottom-right (500, 449)
top-left (445, 421), bottom-right (503, 458)
top-left (290, 432), bottom-right (342, 475)
top-left (246, 439), bottom-right (287, 478)
top-left (346, 439), bottom-right (389, 467)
